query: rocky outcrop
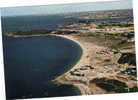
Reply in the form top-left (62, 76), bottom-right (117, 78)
top-left (117, 40), bottom-right (128, 45)
top-left (90, 78), bottom-right (138, 93)
top-left (121, 68), bottom-right (137, 77)
top-left (118, 53), bottom-right (136, 66)
top-left (96, 49), bottom-right (119, 55)
top-left (70, 65), bottom-right (94, 77)
top-left (121, 32), bottom-right (134, 39)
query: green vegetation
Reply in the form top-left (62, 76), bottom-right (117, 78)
top-left (91, 78), bottom-right (138, 93)
top-left (6, 29), bottom-right (78, 37)
top-left (15, 30), bottom-right (53, 35)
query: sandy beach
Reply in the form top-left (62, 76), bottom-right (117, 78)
top-left (5, 30), bottom-right (138, 95)
top-left (54, 34), bottom-right (137, 95)
top-left (2, 5), bottom-right (138, 99)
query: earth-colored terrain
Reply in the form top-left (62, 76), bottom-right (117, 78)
top-left (54, 31), bottom-right (137, 95)
top-left (6, 9), bottom-right (138, 95)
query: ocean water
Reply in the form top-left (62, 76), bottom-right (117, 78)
top-left (1, 15), bottom-right (79, 33)
top-left (1, 12), bottom-right (132, 99)
top-left (1, 15), bottom-right (82, 99)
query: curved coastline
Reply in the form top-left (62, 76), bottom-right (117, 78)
top-left (54, 34), bottom-right (138, 95)
top-left (3, 34), bottom-right (83, 98)
top-left (5, 33), bottom-right (95, 95)
top-left (5, 33), bottom-right (87, 95)
top-left (53, 34), bottom-right (85, 72)
top-left (5, 33), bottom-right (138, 95)
top-left (52, 34), bottom-right (113, 95)
top-left (53, 34), bottom-right (91, 94)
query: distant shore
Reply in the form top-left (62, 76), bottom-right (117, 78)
top-left (5, 8), bottom-right (137, 94)
top-left (3, 8), bottom-right (138, 98)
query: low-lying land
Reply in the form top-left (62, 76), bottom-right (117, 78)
top-left (6, 9), bottom-right (138, 95)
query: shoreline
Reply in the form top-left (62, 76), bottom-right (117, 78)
top-left (53, 34), bottom-right (110, 95)
top-left (5, 33), bottom-right (137, 94)
top-left (53, 34), bottom-right (137, 95)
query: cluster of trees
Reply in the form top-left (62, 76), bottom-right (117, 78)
top-left (15, 30), bottom-right (53, 35)
top-left (9, 29), bottom-right (78, 36)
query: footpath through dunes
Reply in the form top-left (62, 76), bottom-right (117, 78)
top-left (54, 34), bottom-right (138, 95)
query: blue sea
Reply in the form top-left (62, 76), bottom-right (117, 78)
top-left (1, 12), bottom-right (133, 99)
top-left (1, 15), bottom-right (82, 99)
